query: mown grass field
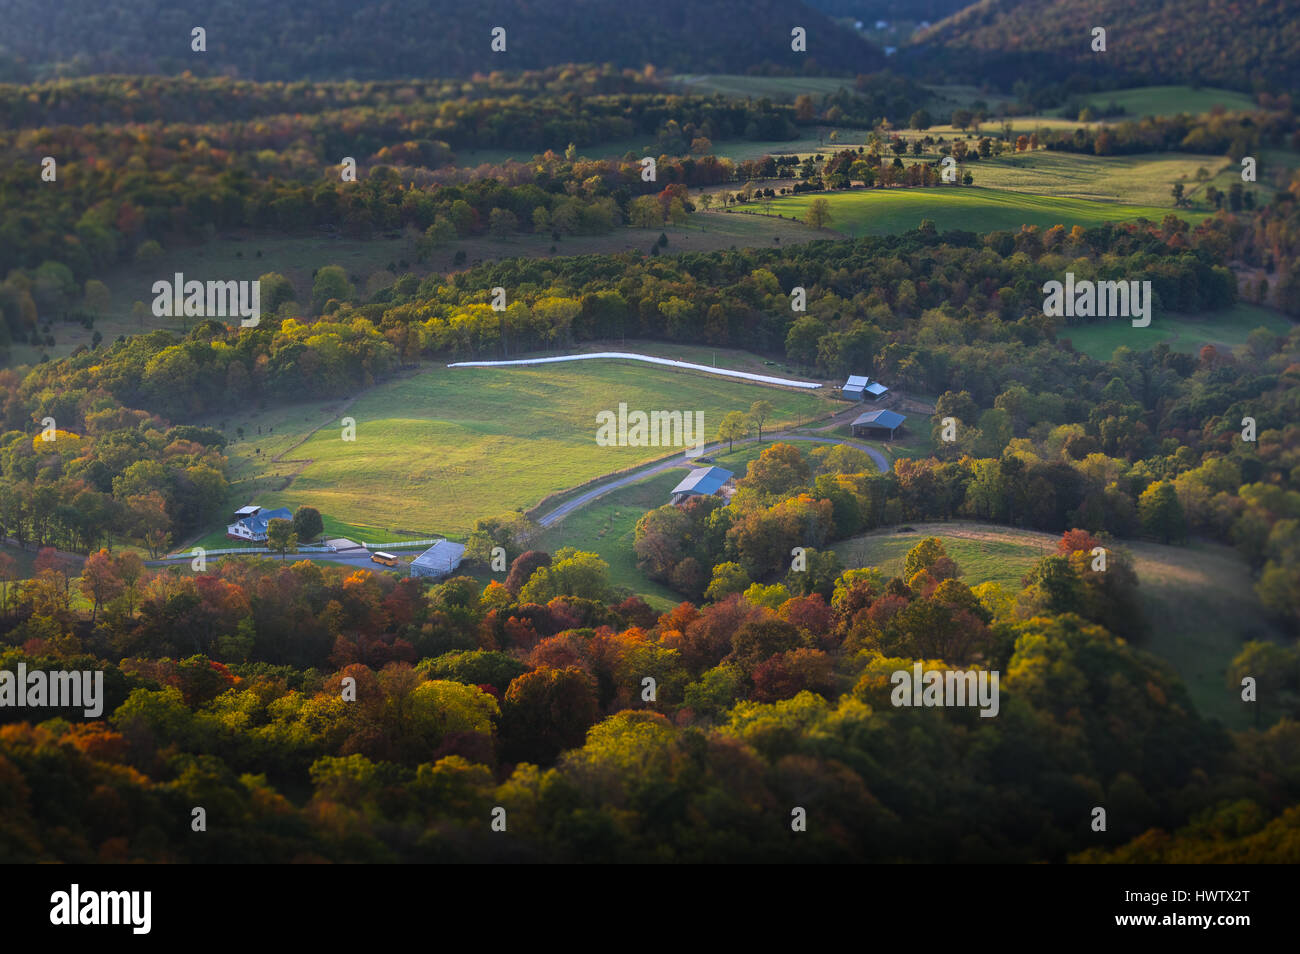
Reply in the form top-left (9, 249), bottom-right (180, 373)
top-left (456, 129), bottom-right (872, 167)
top-left (1060, 302), bottom-right (1295, 361)
top-left (923, 86), bottom-right (1259, 140)
top-left (961, 151), bottom-right (1236, 208)
top-left (832, 521), bottom-right (1285, 729)
top-left (197, 357), bottom-right (836, 541)
top-left (1076, 85), bottom-right (1258, 118)
top-left (761, 186), bottom-right (1205, 238)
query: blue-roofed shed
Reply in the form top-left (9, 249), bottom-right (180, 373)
top-left (851, 409), bottom-right (906, 440)
top-left (671, 466), bottom-right (734, 504)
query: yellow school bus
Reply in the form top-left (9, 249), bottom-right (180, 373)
top-left (370, 551), bottom-right (399, 567)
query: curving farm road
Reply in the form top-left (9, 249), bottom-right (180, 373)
top-left (536, 432), bottom-right (890, 528)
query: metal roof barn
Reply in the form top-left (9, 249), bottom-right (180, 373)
top-left (409, 540), bottom-right (467, 579)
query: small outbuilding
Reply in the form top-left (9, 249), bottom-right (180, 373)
top-left (851, 409), bottom-right (907, 440)
top-left (841, 374), bottom-right (891, 402)
top-left (840, 375), bottom-right (869, 400)
top-left (671, 466), bottom-right (734, 505)
top-left (409, 540), bottom-right (467, 579)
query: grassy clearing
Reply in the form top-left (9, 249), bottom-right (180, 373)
top-left (556, 339), bottom-right (823, 382)
top-left (196, 357), bottom-right (836, 540)
top-left (1060, 302), bottom-right (1295, 361)
top-left (667, 74), bottom-right (860, 100)
top-left (833, 521), bottom-right (1284, 728)
top-left (456, 129), bottom-right (873, 167)
top-left (762, 186), bottom-right (1203, 238)
top-left (1077, 85), bottom-right (1259, 118)
top-left (962, 151), bottom-right (1236, 208)
top-left (833, 523), bottom-right (1053, 590)
top-left (923, 84), bottom-right (1018, 113)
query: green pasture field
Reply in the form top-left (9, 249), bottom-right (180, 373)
top-left (1060, 302), bottom-right (1295, 361)
top-left (958, 151), bottom-right (1235, 207)
top-left (667, 74), bottom-right (860, 100)
top-left (1076, 85), bottom-right (1259, 118)
top-left (760, 186), bottom-right (1206, 237)
top-left (455, 129), bottom-right (872, 167)
top-left (193, 356), bottom-right (836, 541)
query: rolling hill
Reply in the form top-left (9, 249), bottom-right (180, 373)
top-left (905, 0), bottom-right (1299, 93)
top-left (0, 0), bottom-right (883, 82)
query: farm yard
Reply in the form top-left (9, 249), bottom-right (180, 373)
top-left (531, 442), bottom-right (777, 610)
top-left (199, 353), bottom-right (837, 539)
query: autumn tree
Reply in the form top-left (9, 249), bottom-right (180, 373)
top-left (739, 442), bottom-right (810, 498)
top-left (717, 410), bottom-right (749, 451)
top-left (805, 198), bottom-right (832, 230)
top-left (501, 666), bottom-right (600, 763)
top-left (79, 549), bottom-right (124, 622)
top-left (748, 400), bottom-right (775, 442)
top-left (1139, 481), bottom-right (1186, 544)
top-left (505, 550), bottom-right (551, 595)
top-left (266, 518), bottom-right (298, 560)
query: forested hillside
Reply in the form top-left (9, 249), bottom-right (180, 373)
top-left (804, 0), bottom-right (968, 20)
top-left (1, 0), bottom-right (1298, 880)
top-left (0, 0), bottom-right (881, 81)
top-left (907, 0), bottom-right (1300, 93)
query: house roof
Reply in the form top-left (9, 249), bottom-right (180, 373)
top-left (233, 505), bottom-right (261, 517)
top-left (864, 382), bottom-right (889, 396)
top-left (844, 375), bottom-right (869, 388)
top-left (672, 466), bottom-right (734, 497)
top-left (853, 409), bottom-right (906, 429)
top-left (239, 507), bottom-right (292, 534)
top-left (411, 540), bottom-right (467, 574)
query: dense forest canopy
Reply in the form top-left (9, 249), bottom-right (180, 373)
top-left (1, 0), bottom-right (1298, 872)
top-left (906, 0), bottom-right (1300, 93)
top-left (0, 0), bottom-right (882, 81)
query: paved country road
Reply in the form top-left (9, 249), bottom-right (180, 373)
top-left (536, 432), bottom-right (890, 528)
top-left (144, 547), bottom-right (384, 568)
top-left (139, 433), bottom-right (886, 565)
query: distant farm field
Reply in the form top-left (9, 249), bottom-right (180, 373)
top-left (1077, 85), bottom-right (1259, 118)
top-left (200, 356), bottom-right (835, 540)
top-left (1060, 303), bottom-right (1295, 361)
top-left (962, 151), bottom-right (1236, 208)
top-left (761, 186), bottom-right (1204, 237)
top-left (833, 521), bottom-right (1286, 729)
top-left (668, 74), bottom-right (860, 99)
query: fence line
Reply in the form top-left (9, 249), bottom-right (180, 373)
top-left (166, 540), bottom-right (442, 560)
top-left (362, 539), bottom-right (440, 550)
top-left (177, 544), bottom-right (338, 557)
